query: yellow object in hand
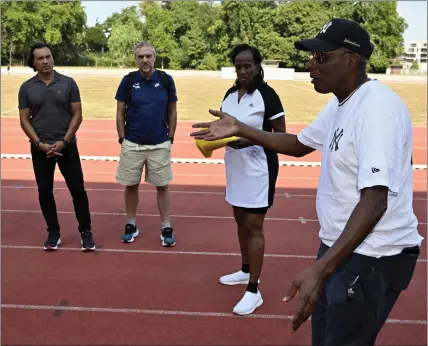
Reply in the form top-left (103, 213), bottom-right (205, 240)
top-left (195, 130), bottom-right (239, 158)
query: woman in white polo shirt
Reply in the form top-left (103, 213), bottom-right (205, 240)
top-left (218, 44), bottom-right (286, 316)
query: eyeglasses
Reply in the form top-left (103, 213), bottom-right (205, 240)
top-left (311, 52), bottom-right (327, 64)
top-left (310, 50), bottom-right (354, 64)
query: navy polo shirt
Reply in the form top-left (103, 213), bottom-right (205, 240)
top-left (115, 69), bottom-right (178, 145)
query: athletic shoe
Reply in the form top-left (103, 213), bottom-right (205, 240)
top-left (160, 227), bottom-right (176, 247)
top-left (81, 230), bottom-right (96, 252)
top-left (233, 290), bottom-right (263, 315)
top-left (121, 224), bottom-right (139, 243)
top-left (219, 270), bottom-right (260, 285)
top-left (43, 231), bottom-right (61, 251)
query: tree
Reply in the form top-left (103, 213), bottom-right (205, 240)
top-left (2, 0), bottom-right (408, 71)
top-left (411, 60), bottom-right (419, 70)
top-left (108, 22), bottom-right (142, 67)
top-left (1, 0), bottom-right (86, 65)
top-left (84, 22), bottom-right (108, 53)
top-left (323, 1), bottom-right (408, 72)
top-left (140, 2), bottom-right (178, 68)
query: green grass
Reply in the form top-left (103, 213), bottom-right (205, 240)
top-left (2, 75), bottom-right (426, 125)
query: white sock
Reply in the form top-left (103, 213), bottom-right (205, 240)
top-left (128, 219), bottom-right (136, 226)
top-left (162, 221), bottom-right (171, 229)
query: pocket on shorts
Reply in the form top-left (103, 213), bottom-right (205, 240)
top-left (389, 246), bottom-right (420, 291)
top-left (116, 140), bottom-right (145, 184)
top-left (145, 144), bottom-right (172, 185)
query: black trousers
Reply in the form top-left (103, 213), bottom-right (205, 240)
top-left (30, 142), bottom-right (91, 233)
top-left (311, 241), bottom-right (420, 346)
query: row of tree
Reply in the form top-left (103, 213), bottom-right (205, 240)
top-left (1, 1), bottom-right (408, 72)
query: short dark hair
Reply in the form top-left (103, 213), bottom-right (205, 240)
top-left (28, 42), bottom-right (55, 71)
top-left (230, 44), bottom-right (265, 93)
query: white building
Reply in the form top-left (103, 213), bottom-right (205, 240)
top-left (401, 40), bottom-right (427, 72)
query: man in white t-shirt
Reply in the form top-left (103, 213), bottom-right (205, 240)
top-left (191, 18), bottom-right (423, 345)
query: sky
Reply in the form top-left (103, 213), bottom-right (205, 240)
top-left (81, 1), bottom-right (427, 45)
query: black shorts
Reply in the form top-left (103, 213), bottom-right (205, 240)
top-left (311, 242), bottom-right (420, 346)
top-left (232, 206), bottom-right (269, 215)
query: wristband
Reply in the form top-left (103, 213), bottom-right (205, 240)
top-left (119, 137), bottom-right (124, 144)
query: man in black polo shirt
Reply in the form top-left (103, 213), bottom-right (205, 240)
top-left (18, 42), bottom-right (95, 252)
top-left (115, 41), bottom-right (178, 247)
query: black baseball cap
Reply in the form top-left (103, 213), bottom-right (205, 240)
top-left (294, 18), bottom-right (374, 59)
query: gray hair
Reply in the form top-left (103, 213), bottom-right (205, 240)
top-left (134, 41), bottom-right (156, 57)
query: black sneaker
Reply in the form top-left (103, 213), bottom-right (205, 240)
top-left (81, 230), bottom-right (96, 252)
top-left (160, 227), bottom-right (176, 247)
top-left (44, 231), bottom-right (61, 251)
top-left (121, 224), bottom-right (139, 243)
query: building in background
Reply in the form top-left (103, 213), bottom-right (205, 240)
top-left (400, 40), bottom-right (427, 72)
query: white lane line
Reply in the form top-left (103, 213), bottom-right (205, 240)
top-left (2, 209), bottom-right (427, 226)
top-left (2, 154), bottom-right (427, 170)
top-left (2, 185), bottom-right (426, 201)
top-left (1, 245), bottom-right (317, 259)
top-left (0, 209), bottom-right (320, 222)
top-left (1, 169), bottom-right (427, 183)
top-left (0, 168), bottom-right (322, 179)
top-left (2, 245), bottom-right (426, 263)
top-left (298, 217), bottom-right (307, 224)
top-left (1, 304), bottom-right (426, 324)
top-left (3, 135), bottom-right (428, 149)
top-left (1, 303), bottom-right (294, 320)
top-left (0, 136), bottom-right (198, 144)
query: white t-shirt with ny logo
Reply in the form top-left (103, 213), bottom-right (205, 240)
top-left (297, 80), bottom-right (423, 257)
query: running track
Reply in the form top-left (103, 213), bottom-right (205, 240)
top-left (1, 118), bottom-right (427, 345)
top-left (1, 118), bottom-right (427, 164)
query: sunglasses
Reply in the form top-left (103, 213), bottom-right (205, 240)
top-left (310, 50), bottom-right (354, 64)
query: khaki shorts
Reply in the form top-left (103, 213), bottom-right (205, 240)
top-left (116, 139), bottom-right (173, 187)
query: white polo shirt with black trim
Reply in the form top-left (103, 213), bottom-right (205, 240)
top-left (297, 80), bottom-right (423, 257)
top-left (221, 82), bottom-right (285, 209)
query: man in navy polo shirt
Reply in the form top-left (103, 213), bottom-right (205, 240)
top-left (115, 42), bottom-right (178, 247)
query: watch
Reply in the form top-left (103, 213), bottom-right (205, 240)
top-left (119, 137), bottom-right (124, 144)
top-left (169, 136), bottom-right (174, 144)
top-left (61, 139), bottom-right (69, 147)
top-left (34, 140), bottom-right (41, 148)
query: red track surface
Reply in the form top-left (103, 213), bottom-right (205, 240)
top-left (1, 119), bottom-right (427, 345)
top-left (2, 118), bottom-right (427, 164)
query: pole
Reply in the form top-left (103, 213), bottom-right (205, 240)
top-left (7, 29), bottom-right (12, 74)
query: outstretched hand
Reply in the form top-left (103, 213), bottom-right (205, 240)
top-left (190, 109), bottom-right (240, 141)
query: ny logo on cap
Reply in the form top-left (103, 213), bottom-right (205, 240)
top-left (320, 21), bottom-right (332, 34)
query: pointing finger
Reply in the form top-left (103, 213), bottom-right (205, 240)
top-left (283, 280), bottom-right (300, 302)
top-left (208, 109), bottom-right (225, 118)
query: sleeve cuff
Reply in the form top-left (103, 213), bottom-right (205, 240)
top-left (269, 112), bottom-right (285, 120)
top-left (357, 167), bottom-right (400, 194)
top-left (297, 131), bottom-right (323, 151)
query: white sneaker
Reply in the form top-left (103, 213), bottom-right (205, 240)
top-left (233, 290), bottom-right (263, 315)
top-left (219, 270), bottom-right (260, 285)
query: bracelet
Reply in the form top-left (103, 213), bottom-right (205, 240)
top-left (61, 139), bottom-right (69, 147)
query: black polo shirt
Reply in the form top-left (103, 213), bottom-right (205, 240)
top-left (18, 71), bottom-right (81, 144)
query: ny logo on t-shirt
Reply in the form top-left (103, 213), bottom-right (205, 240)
top-left (329, 128), bottom-right (343, 152)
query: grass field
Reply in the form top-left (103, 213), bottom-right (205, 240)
top-left (1, 74), bottom-right (427, 125)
